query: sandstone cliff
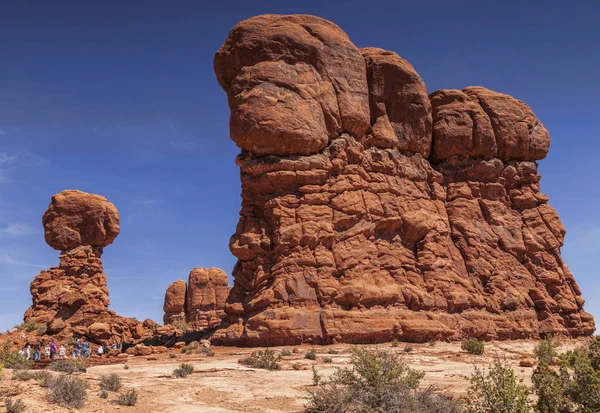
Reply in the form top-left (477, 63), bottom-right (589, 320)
top-left (210, 14), bottom-right (595, 345)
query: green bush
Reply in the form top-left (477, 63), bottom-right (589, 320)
top-left (534, 337), bottom-right (558, 365)
top-left (462, 338), bottom-right (485, 355)
top-left (35, 324), bottom-right (47, 335)
top-left (466, 358), bottom-right (530, 413)
top-left (100, 374), bottom-right (122, 392)
top-left (169, 354), bottom-right (177, 359)
top-left (21, 320), bottom-right (36, 332)
top-left (172, 321), bottom-right (188, 333)
top-left (281, 349), bottom-right (292, 357)
top-left (532, 340), bottom-right (600, 413)
top-left (304, 348), bottom-right (462, 413)
top-left (48, 360), bottom-right (86, 374)
top-left (173, 363), bottom-right (194, 378)
top-left (47, 374), bottom-right (88, 409)
top-left (116, 388), bottom-right (138, 406)
top-left (99, 389), bottom-right (109, 399)
top-left (392, 339), bottom-right (400, 347)
top-left (200, 347), bottom-right (214, 357)
top-left (4, 398), bottom-right (26, 413)
top-left (0, 343), bottom-right (31, 369)
top-left (323, 357), bottom-right (333, 363)
top-left (327, 349), bottom-right (339, 355)
top-left (404, 345), bottom-right (414, 353)
top-left (305, 349), bottom-right (317, 360)
top-left (428, 339), bottom-right (437, 347)
top-left (240, 349), bottom-right (281, 370)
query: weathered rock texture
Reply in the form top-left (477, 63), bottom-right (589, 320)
top-left (163, 268), bottom-right (229, 330)
top-left (212, 14), bottom-right (595, 345)
top-left (24, 190), bottom-right (155, 344)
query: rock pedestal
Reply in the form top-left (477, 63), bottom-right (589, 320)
top-left (24, 190), bottom-right (154, 344)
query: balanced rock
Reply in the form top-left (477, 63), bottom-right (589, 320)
top-left (24, 190), bottom-right (154, 345)
top-left (211, 14), bottom-right (595, 345)
top-left (163, 268), bottom-right (228, 330)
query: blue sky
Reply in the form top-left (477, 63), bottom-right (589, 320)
top-left (0, 0), bottom-right (598, 331)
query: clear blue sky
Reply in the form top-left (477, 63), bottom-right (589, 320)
top-left (0, 0), bottom-right (598, 332)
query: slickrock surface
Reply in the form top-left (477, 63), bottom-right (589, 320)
top-left (163, 268), bottom-right (229, 330)
top-left (24, 190), bottom-right (159, 344)
top-left (212, 14), bottom-right (595, 345)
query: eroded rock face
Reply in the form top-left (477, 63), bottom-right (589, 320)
top-left (212, 14), bottom-right (595, 345)
top-left (163, 268), bottom-right (228, 330)
top-left (43, 190), bottom-right (120, 251)
top-left (24, 190), bottom-right (155, 345)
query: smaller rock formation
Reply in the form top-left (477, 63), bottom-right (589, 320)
top-left (163, 268), bottom-right (229, 331)
top-left (24, 190), bottom-right (155, 344)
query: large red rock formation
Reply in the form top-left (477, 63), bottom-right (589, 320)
top-left (24, 190), bottom-right (155, 344)
top-left (163, 268), bottom-right (228, 330)
top-left (211, 14), bottom-right (595, 345)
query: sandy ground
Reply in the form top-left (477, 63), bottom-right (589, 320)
top-left (0, 339), bottom-right (588, 412)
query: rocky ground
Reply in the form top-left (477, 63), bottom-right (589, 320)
top-left (0, 339), bottom-right (588, 412)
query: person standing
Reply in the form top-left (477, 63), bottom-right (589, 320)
top-left (49, 341), bottom-right (57, 360)
top-left (97, 344), bottom-right (104, 358)
top-left (72, 338), bottom-right (81, 359)
top-left (59, 344), bottom-right (66, 359)
top-left (25, 343), bottom-right (31, 361)
top-left (82, 340), bottom-right (90, 358)
top-left (33, 342), bottom-right (41, 361)
top-left (44, 344), bottom-right (50, 359)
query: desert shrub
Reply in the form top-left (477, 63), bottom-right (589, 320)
top-left (323, 357), bottom-right (333, 364)
top-left (48, 360), bottom-right (86, 374)
top-left (123, 364), bottom-right (130, 370)
top-left (462, 338), bottom-right (485, 355)
top-left (173, 363), bottom-right (194, 378)
top-left (200, 347), bottom-right (214, 357)
top-left (531, 362), bottom-right (570, 413)
top-left (100, 374), bottom-right (122, 392)
top-left (312, 365), bottom-right (321, 386)
top-left (181, 347), bottom-right (188, 354)
top-left (21, 320), bottom-right (36, 332)
top-left (281, 349), bottom-right (292, 357)
top-left (12, 369), bottom-right (34, 381)
top-left (4, 398), bottom-right (26, 413)
top-left (240, 349), bottom-right (281, 371)
top-left (466, 358), bottom-right (530, 413)
top-left (34, 371), bottom-right (53, 387)
top-left (305, 349), bottom-right (317, 360)
top-left (532, 342), bottom-right (600, 413)
top-left (116, 388), bottom-right (138, 406)
top-left (169, 354), bottom-right (177, 359)
top-left (35, 324), bottom-right (47, 335)
top-left (304, 348), bottom-right (462, 413)
top-left (292, 348), bottom-right (299, 354)
top-left (328, 349), bottom-right (339, 355)
top-left (188, 341), bottom-right (199, 349)
top-left (0, 343), bottom-right (30, 369)
top-left (47, 374), bottom-right (87, 408)
top-left (99, 389), bottom-right (109, 399)
top-left (404, 345), bottom-right (414, 353)
top-left (534, 337), bottom-right (558, 365)
top-left (428, 339), bottom-right (437, 347)
top-left (172, 321), bottom-right (188, 333)
top-left (392, 339), bottom-right (400, 347)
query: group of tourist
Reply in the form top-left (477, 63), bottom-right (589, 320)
top-left (19, 338), bottom-right (107, 361)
